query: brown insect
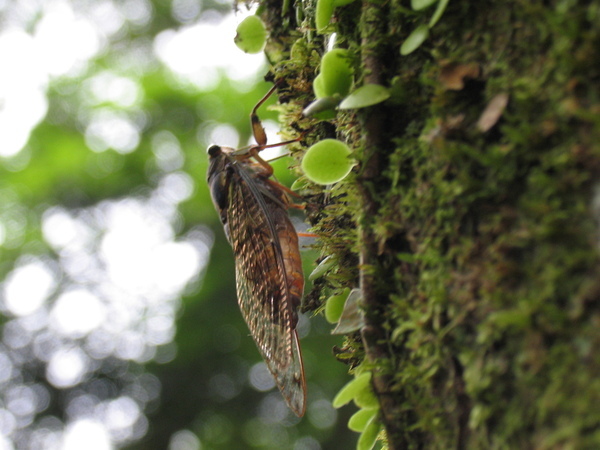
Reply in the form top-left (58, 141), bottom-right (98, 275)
top-left (206, 85), bottom-right (306, 416)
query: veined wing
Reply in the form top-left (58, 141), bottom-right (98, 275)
top-left (226, 161), bottom-right (307, 417)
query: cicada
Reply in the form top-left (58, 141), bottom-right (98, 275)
top-left (206, 85), bottom-right (307, 416)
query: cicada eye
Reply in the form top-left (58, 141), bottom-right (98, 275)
top-left (207, 145), bottom-right (222, 157)
top-left (209, 171), bottom-right (230, 212)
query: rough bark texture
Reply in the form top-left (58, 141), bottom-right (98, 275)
top-left (261, 0), bottom-right (600, 447)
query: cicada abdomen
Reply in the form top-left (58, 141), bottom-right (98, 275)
top-left (206, 86), bottom-right (306, 416)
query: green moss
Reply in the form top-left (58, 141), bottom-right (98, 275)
top-left (261, 0), bottom-right (600, 447)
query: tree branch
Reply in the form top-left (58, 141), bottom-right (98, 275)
top-left (357, 0), bottom-right (402, 448)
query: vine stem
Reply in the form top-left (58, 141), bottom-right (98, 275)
top-left (357, 1), bottom-right (402, 448)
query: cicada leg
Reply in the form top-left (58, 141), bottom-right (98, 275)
top-left (248, 82), bottom-right (306, 162)
top-left (265, 178), bottom-right (303, 202)
top-left (245, 84), bottom-right (308, 207)
top-left (250, 84), bottom-right (279, 148)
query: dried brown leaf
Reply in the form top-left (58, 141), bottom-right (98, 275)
top-left (439, 62), bottom-right (480, 90)
top-left (477, 93), bottom-right (509, 132)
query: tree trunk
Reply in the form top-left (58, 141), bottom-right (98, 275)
top-left (263, 0), bottom-right (600, 447)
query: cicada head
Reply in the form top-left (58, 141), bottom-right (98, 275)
top-left (207, 145), bottom-right (226, 181)
top-left (207, 144), bottom-right (232, 224)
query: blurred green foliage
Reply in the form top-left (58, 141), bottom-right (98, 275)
top-left (0, 1), bottom-right (354, 449)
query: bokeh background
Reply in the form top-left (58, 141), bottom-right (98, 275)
top-left (0, 1), bottom-right (354, 448)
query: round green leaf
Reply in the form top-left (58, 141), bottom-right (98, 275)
top-left (400, 24), bottom-right (429, 55)
top-left (348, 408), bottom-right (379, 432)
top-left (302, 96), bottom-right (340, 118)
top-left (338, 84), bottom-right (390, 109)
top-left (325, 288), bottom-right (350, 323)
top-left (290, 177), bottom-right (309, 191)
top-left (354, 384), bottom-right (379, 409)
top-left (320, 49), bottom-right (353, 97)
top-left (316, 0), bottom-right (335, 33)
top-left (331, 288), bottom-right (365, 334)
top-left (234, 16), bottom-right (267, 54)
top-left (429, 0), bottom-right (450, 27)
top-left (301, 139), bottom-right (354, 185)
top-left (357, 416), bottom-right (382, 450)
top-left (333, 372), bottom-right (371, 408)
top-left (334, 0), bottom-right (357, 6)
top-left (308, 256), bottom-right (335, 281)
top-left (411, 0), bottom-right (438, 10)
top-left (313, 73), bottom-right (327, 99)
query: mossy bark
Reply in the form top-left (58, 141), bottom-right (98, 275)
top-left (261, 0), bottom-right (600, 448)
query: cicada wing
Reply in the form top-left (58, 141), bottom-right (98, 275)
top-left (227, 172), bottom-right (307, 417)
top-left (235, 256), bottom-right (306, 416)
